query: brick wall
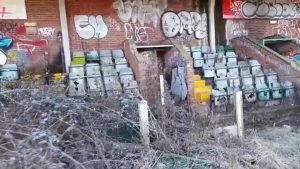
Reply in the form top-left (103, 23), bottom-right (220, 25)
top-left (0, 0), bottom-right (62, 73)
top-left (66, 0), bottom-right (195, 52)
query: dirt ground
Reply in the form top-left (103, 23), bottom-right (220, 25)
top-left (0, 82), bottom-right (299, 169)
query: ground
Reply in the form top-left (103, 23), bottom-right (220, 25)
top-left (0, 81), bottom-right (299, 169)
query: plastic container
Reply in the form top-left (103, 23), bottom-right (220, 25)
top-left (194, 86), bottom-right (212, 102)
top-left (119, 67), bottom-right (134, 84)
top-left (86, 50), bottom-right (99, 61)
top-left (270, 82), bottom-right (283, 99)
top-left (0, 64), bottom-right (19, 81)
top-left (249, 60), bottom-right (262, 74)
top-left (214, 77), bottom-right (228, 90)
top-left (112, 49), bottom-right (124, 59)
top-left (238, 61), bottom-right (251, 76)
top-left (215, 63), bottom-right (227, 77)
top-left (282, 81), bottom-right (296, 98)
top-left (115, 58), bottom-right (128, 72)
top-left (85, 63), bottom-right (101, 76)
top-left (69, 64), bottom-right (84, 77)
top-left (256, 83), bottom-right (270, 101)
top-left (68, 76), bottom-right (86, 96)
top-left (242, 85), bottom-right (257, 102)
top-left (86, 75), bottom-right (104, 92)
top-left (203, 64), bottom-right (215, 78)
top-left (212, 89), bottom-right (228, 106)
top-left (194, 58), bottom-right (205, 68)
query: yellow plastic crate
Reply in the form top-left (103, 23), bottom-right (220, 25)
top-left (72, 57), bottom-right (86, 64)
top-left (194, 80), bottom-right (206, 87)
top-left (193, 75), bottom-right (201, 81)
top-left (34, 74), bottom-right (42, 80)
top-left (53, 73), bottom-right (63, 81)
top-left (194, 86), bottom-right (212, 101)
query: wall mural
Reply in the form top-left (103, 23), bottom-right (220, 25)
top-left (74, 15), bottom-right (108, 39)
top-left (113, 0), bottom-right (167, 27)
top-left (0, 0), bottom-right (27, 19)
top-left (161, 11), bottom-right (208, 40)
top-left (223, 0), bottom-right (300, 19)
top-left (0, 23), bottom-right (62, 73)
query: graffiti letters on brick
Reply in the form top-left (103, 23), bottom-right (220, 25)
top-left (74, 15), bottom-right (108, 39)
top-left (106, 16), bottom-right (121, 31)
top-left (223, 0), bottom-right (300, 19)
top-left (226, 20), bottom-right (249, 40)
top-left (38, 27), bottom-right (55, 37)
top-left (113, 0), bottom-right (167, 27)
top-left (161, 11), bottom-right (208, 40)
top-left (124, 23), bottom-right (154, 43)
top-left (272, 20), bottom-right (300, 38)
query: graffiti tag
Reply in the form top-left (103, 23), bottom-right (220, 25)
top-left (161, 11), bottom-right (207, 39)
top-left (38, 27), bottom-right (55, 37)
top-left (113, 0), bottom-right (167, 27)
top-left (272, 20), bottom-right (300, 39)
top-left (124, 23), bottom-right (154, 43)
top-left (74, 15), bottom-right (108, 39)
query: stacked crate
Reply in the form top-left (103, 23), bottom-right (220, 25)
top-left (190, 45), bottom-right (296, 106)
top-left (67, 49), bottom-right (140, 97)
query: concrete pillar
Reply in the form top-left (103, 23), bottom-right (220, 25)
top-left (235, 91), bottom-right (244, 138)
top-left (139, 100), bottom-right (150, 147)
top-left (59, 0), bottom-right (71, 72)
top-left (208, 0), bottom-right (216, 53)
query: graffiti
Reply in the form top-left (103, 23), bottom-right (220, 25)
top-left (0, 22), bottom-right (19, 34)
top-left (0, 48), bottom-right (7, 65)
top-left (223, 0), bottom-right (300, 19)
top-left (15, 38), bottom-right (48, 54)
top-left (0, 38), bottom-right (13, 51)
top-left (106, 16), bottom-right (121, 31)
top-left (113, 0), bottom-right (167, 27)
top-left (38, 27), bottom-right (55, 37)
top-left (74, 15), bottom-right (108, 39)
top-left (161, 11), bottom-right (207, 40)
top-left (124, 23), bottom-right (154, 43)
top-left (230, 0), bottom-right (243, 16)
top-left (272, 20), bottom-right (300, 39)
top-left (226, 20), bottom-right (249, 40)
top-left (0, 0), bottom-right (27, 19)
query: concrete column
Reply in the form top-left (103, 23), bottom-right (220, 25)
top-left (208, 0), bottom-right (216, 53)
top-left (139, 100), bottom-right (150, 147)
top-left (235, 91), bottom-right (244, 138)
top-left (59, 0), bottom-right (71, 72)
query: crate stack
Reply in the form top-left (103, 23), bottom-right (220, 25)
top-left (67, 49), bottom-right (140, 97)
top-left (190, 45), bottom-right (296, 106)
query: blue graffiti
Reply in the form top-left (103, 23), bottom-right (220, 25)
top-left (0, 38), bottom-right (13, 51)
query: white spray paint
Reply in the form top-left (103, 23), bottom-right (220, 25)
top-left (124, 23), bottom-right (154, 43)
top-left (74, 15), bottom-right (108, 39)
top-left (226, 20), bottom-right (249, 41)
top-left (38, 27), bottom-right (55, 37)
top-left (162, 11), bottom-right (208, 40)
top-left (113, 0), bottom-right (167, 27)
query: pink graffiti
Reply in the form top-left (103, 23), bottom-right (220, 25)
top-left (13, 36), bottom-right (48, 55)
